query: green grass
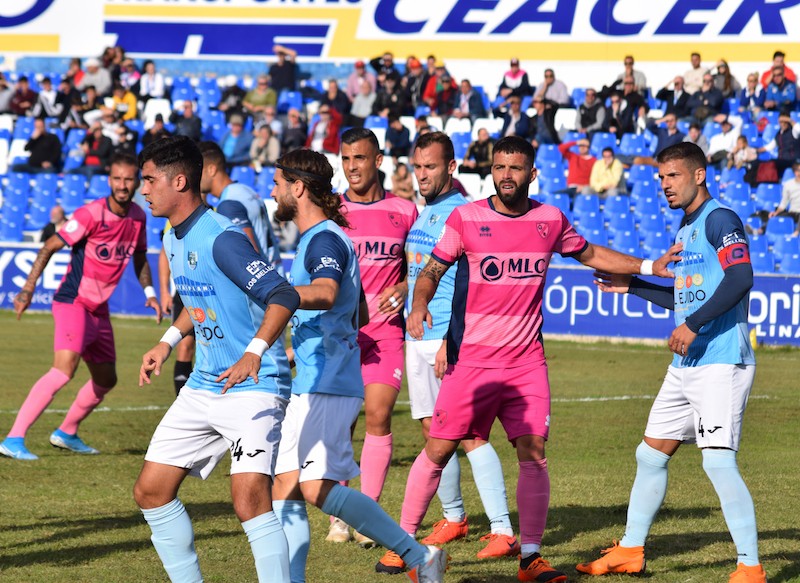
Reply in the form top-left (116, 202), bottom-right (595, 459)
top-left (1, 311), bottom-right (798, 582)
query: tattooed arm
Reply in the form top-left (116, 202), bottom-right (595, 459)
top-left (406, 257), bottom-right (450, 340)
top-left (14, 235), bottom-right (66, 320)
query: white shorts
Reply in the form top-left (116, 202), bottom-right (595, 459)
top-left (274, 393), bottom-right (362, 483)
top-left (645, 364), bottom-right (755, 451)
top-left (405, 339), bottom-right (445, 420)
top-left (145, 388), bottom-right (287, 480)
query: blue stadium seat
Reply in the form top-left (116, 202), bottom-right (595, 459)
top-left (32, 173), bottom-right (59, 194)
top-left (607, 212), bottom-right (636, 235)
top-left (722, 181), bottom-right (751, 204)
top-left (766, 216), bottom-right (797, 243)
top-left (87, 175), bottom-right (110, 200)
top-left (575, 211), bottom-right (605, 232)
top-left (535, 144), bottom-right (561, 165)
top-left (633, 195), bottom-right (659, 217)
top-left (602, 194), bottom-right (631, 217)
top-left (256, 166), bottom-right (276, 198)
top-left (754, 183), bottom-right (782, 213)
top-left (63, 128), bottom-right (87, 153)
top-left (538, 173), bottom-right (566, 194)
top-left (590, 132), bottom-right (618, 157)
top-left (702, 122), bottom-right (722, 139)
top-left (231, 165), bottom-right (256, 188)
top-left (637, 212), bottom-right (667, 233)
top-left (668, 211), bottom-right (684, 233)
top-left (0, 216), bottom-right (24, 242)
top-left (630, 180), bottom-right (659, 201)
top-left (619, 133), bottom-right (647, 156)
top-left (13, 117), bottom-right (35, 140)
top-left (25, 201), bottom-right (51, 231)
top-left (451, 132), bottom-right (471, 160)
top-left (542, 192), bottom-right (570, 214)
top-left (773, 236), bottom-right (800, 258)
top-left (277, 90), bottom-right (303, 114)
top-left (63, 155), bottom-right (84, 172)
top-left (778, 253), bottom-right (800, 274)
top-left (643, 230), bottom-right (669, 252)
top-left (748, 235), bottom-right (768, 254)
top-left (628, 164), bottom-right (656, 184)
top-left (364, 116), bottom-right (388, 130)
top-left (573, 194), bottom-right (601, 216)
top-left (7, 172), bottom-right (32, 193)
top-left (611, 229), bottom-right (641, 253)
top-left (750, 251), bottom-right (775, 274)
top-left (581, 226), bottom-right (609, 246)
top-left (729, 199), bottom-right (757, 221)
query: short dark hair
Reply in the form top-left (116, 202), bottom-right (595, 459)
top-left (276, 149), bottom-right (349, 228)
top-left (110, 152), bottom-right (139, 170)
top-left (689, 123), bottom-right (701, 131)
top-left (774, 50), bottom-right (786, 59)
top-left (138, 136), bottom-right (203, 194)
top-left (414, 131), bottom-right (454, 162)
top-left (691, 52), bottom-right (701, 58)
top-left (656, 141), bottom-right (707, 173)
top-left (198, 141), bottom-right (227, 172)
top-left (602, 147), bottom-right (614, 156)
top-left (494, 135), bottom-right (535, 167)
top-left (341, 127), bottom-right (380, 153)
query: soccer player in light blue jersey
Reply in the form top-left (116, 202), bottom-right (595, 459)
top-left (268, 148), bottom-right (447, 583)
top-left (581, 142), bottom-right (766, 583)
top-left (135, 136), bottom-right (300, 583)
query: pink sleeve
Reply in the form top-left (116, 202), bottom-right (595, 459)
top-left (431, 209), bottom-right (464, 264)
top-left (554, 212), bottom-right (588, 255)
top-left (57, 206), bottom-right (93, 247)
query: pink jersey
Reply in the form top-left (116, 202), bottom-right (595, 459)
top-left (341, 192), bottom-right (418, 340)
top-left (432, 198), bottom-right (586, 368)
top-left (55, 197), bottom-right (147, 314)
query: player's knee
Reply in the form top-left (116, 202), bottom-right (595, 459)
top-left (365, 409), bottom-right (392, 434)
top-left (425, 440), bottom-right (457, 465)
top-left (133, 479), bottom-right (155, 509)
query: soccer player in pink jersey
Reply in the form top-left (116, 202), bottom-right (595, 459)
top-left (399, 136), bottom-right (678, 581)
top-left (1, 153), bottom-right (162, 461)
top-left (327, 128), bottom-right (419, 546)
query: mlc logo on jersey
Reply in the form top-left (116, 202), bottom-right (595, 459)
top-left (480, 255), bottom-right (547, 282)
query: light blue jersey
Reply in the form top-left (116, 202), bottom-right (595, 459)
top-left (289, 219), bottom-right (363, 397)
top-left (673, 198), bottom-right (755, 368)
top-left (166, 206), bottom-right (298, 396)
top-left (405, 189), bottom-right (468, 341)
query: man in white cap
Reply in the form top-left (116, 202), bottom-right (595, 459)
top-left (78, 57), bottom-right (112, 97)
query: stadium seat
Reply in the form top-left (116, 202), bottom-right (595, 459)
top-left (479, 177), bottom-right (496, 200)
top-left (87, 175), bottom-right (111, 199)
top-left (573, 194), bottom-right (601, 216)
top-left (702, 122), bottom-right (722, 139)
top-left (542, 192), bottom-right (570, 215)
top-left (25, 201), bottom-right (51, 231)
top-left (538, 173), bottom-right (566, 194)
top-left (602, 194), bottom-right (631, 217)
top-left (255, 167), bottom-right (276, 198)
top-left (7, 172), bottom-right (33, 193)
top-left (642, 230), bottom-right (669, 252)
top-left (750, 251), bottom-right (775, 274)
top-left (619, 133), bottom-right (647, 156)
top-left (580, 226), bottom-right (609, 246)
top-left (443, 117), bottom-right (471, 135)
top-left (590, 132), bottom-right (617, 157)
top-left (729, 199), bottom-right (757, 221)
top-left (451, 132), bottom-right (471, 160)
top-left (630, 180), bottom-right (659, 201)
top-left (632, 195), bottom-right (659, 216)
top-left (766, 216), bottom-right (796, 243)
top-left (231, 165), bottom-right (256, 188)
top-left (611, 229), bottom-right (641, 254)
top-left (773, 236), bottom-right (800, 259)
top-left (276, 90), bottom-right (302, 115)
top-left (747, 235), bottom-right (768, 254)
top-left (143, 98), bottom-right (173, 129)
top-left (719, 165), bottom-right (746, 187)
top-left (778, 253), bottom-right (800, 274)
top-left (607, 212), bottom-right (636, 235)
top-left (364, 116), bottom-right (388, 130)
top-left (0, 216), bottom-right (24, 242)
top-left (471, 117), bottom-right (502, 140)
top-left (754, 183), bottom-right (782, 212)
top-left (637, 212), bottom-right (667, 233)
top-left (32, 173), bottom-right (59, 194)
top-left (628, 164), bottom-right (656, 184)
top-left (13, 117), bottom-right (35, 140)
top-left (722, 181), bottom-right (751, 204)
top-left (575, 211), bottom-right (604, 232)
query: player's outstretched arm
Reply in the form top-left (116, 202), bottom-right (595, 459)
top-left (134, 251), bottom-right (163, 324)
top-left (14, 235), bottom-right (66, 320)
top-left (407, 257), bottom-right (448, 340)
top-left (576, 242), bottom-right (681, 278)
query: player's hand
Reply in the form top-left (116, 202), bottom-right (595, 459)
top-left (407, 304), bottom-right (433, 340)
top-left (592, 271), bottom-right (632, 294)
top-left (13, 289), bottom-right (32, 320)
top-left (653, 243), bottom-right (683, 278)
top-left (146, 297), bottom-right (163, 324)
top-left (668, 323), bottom-right (697, 357)
top-left (215, 353), bottom-right (261, 394)
top-left (160, 294), bottom-right (173, 317)
top-left (434, 340), bottom-right (448, 380)
top-left (377, 284), bottom-right (407, 315)
top-left (140, 343), bottom-right (171, 386)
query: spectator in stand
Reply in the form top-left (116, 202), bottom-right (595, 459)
top-left (459, 127), bottom-right (494, 179)
top-left (269, 44), bottom-right (298, 94)
top-left (422, 65), bottom-right (457, 116)
top-left (261, 105), bottom-right (283, 139)
top-left (78, 58), bottom-right (112, 97)
top-left (32, 77), bottom-right (72, 121)
top-left (113, 123), bottom-right (138, 157)
top-left (249, 123), bottom-right (280, 171)
top-left (760, 51), bottom-right (796, 88)
top-left (71, 121), bottom-right (113, 177)
top-left (498, 58), bottom-right (533, 99)
top-left (108, 46), bottom-right (126, 84)
top-left (391, 162), bottom-right (415, 202)
top-left (346, 60), bottom-right (377, 101)
top-left (281, 107), bottom-right (307, 153)
top-left (119, 59), bottom-right (141, 92)
top-left (738, 72), bottom-right (765, 118)
top-left (373, 72), bottom-right (406, 119)
top-left (530, 95), bottom-right (559, 147)
top-left (370, 51), bottom-right (399, 89)
top-left (10, 75), bottom-right (37, 116)
top-left (608, 55), bottom-right (648, 97)
top-left (534, 68), bottom-right (570, 106)
top-left (683, 52), bottom-right (709, 94)
top-left (243, 74), bottom-right (277, 124)
top-left (54, 79), bottom-right (80, 125)
top-left (11, 118), bottom-right (62, 174)
top-left (558, 137), bottom-right (597, 194)
top-left (576, 88), bottom-right (606, 139)
top-left (757, 113), bottom-right (800, 177)
top-left (385, 115), bottom-right (411, 161)
top-left (349, 81), bottom-right (377, 127)
top-left (111, 83), bottom-right (137, 121)
top-left (64, 58), bottom-right (84, 88)
top-left (138, 60), bottom-right (166, 103)
top-left (305, 104), bottom-right (342, 154)
top-left (0, 73), bottom-right (13, 113)
top-left (727, 135), bottom-right (758, 170)
top-left (141, 113), bottom-right (171, 148)
top-left (589, 147), bottom-right (625, 197)
top-left (216, 75), bottom-right (247, 123)
top-left (99, 107), bottom-right (123, 145)
top-left (170, 100), bottom-right (203, 142)
top-left (604, 80), bottom-right (645, 138)
top-left (494, 95), bottom-right (531, 140)
top-left (712, 60), bottom-right (741, 99)
top-left (769, 162), bottom-right (800, 227)
top-left (64, 93), bottom-right (89, 132)
top-left (40, 205), bottom-right (67, 243)
top-left (763, 66), bottom-right (797, 111)
top-left (707, 116), bottom-right (743, 167)
top-left (626, 113), bottom-right (685, 166)
top-left (683, 123), bottom-right (710, 156)
top-left (218, 114), bottom-right (252, 167)
top-left (655, 76), bottom-right (691, 119)
top-left (451, 79), bottom-right (486, 124)
top-left (322, 78), bottom-right (352, 119)
top-left (687, 74), bottom-right (724, 124)
top-left (401, 57), bottom-right (427, 115)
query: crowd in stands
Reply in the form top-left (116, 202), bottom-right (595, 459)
top-left (1, 45), bottom-right (800, 272)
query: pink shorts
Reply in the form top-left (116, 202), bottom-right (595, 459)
top-left (52, 301), bottom-right (116, 363)
top-left (358, 336), bottom-right (404, 391)
top-left (429, 359), bottom-right (551, 444)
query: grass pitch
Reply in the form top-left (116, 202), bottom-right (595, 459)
top-left (0, 310), bottom-right (798, 582)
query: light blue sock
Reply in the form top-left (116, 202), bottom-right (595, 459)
top-left (272, 500), bottom-right (309, 583)
top-left (702, 449), bottom-right (760, 567)
top-left (241, 511), bottom-right (290, 582)
top-left (140, 498), bottom-right (202, 583)
top-left (620, 441), bottom-right (671, 548)
top-left (321, 484), bottom-right (428, 569)
top-left (436, 451), bottom-right (465, 522)
top-left (467, 443), bottom-right (512, 534)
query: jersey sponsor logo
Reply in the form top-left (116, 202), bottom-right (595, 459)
top-left (174, 276), bottom-right (217, 297)
top-left (64, 219), bottom-right (78, 233)
top-left (677, 251), bottom-right (705, 267)
top-left (188, 251), bottom-right (198, 270)
top-left (479, 225), bottom-right (492, 237)
top-left (300, 460), bottom-right (314, 469)
top-left (721, 231), bottom-right (747, 247)
top-left (537, 223), bottom-right (550, 238)
top-left (245, 259), bottom-right (274, 291)
top-left (95, 242), bottom-right (135, 262)
top-left (313, 255), bottom-right (342, 273)
top-left (230, 438), bottom-right (266, 462)
top-left (480, 255), bottom-right (546, 282)
top-left (355, 241), bottom-right (403, 262)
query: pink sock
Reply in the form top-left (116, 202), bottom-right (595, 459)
top-left (8, 368), bottom-right (71, 438)
top-left (359, 432), bottom-right (393, 502)
top-left (518, 459), bottom-right (550, 546)
top-left (400, 450), bottom-right (446, 535)
top-left (59, 380), bottom-right (112, 435)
